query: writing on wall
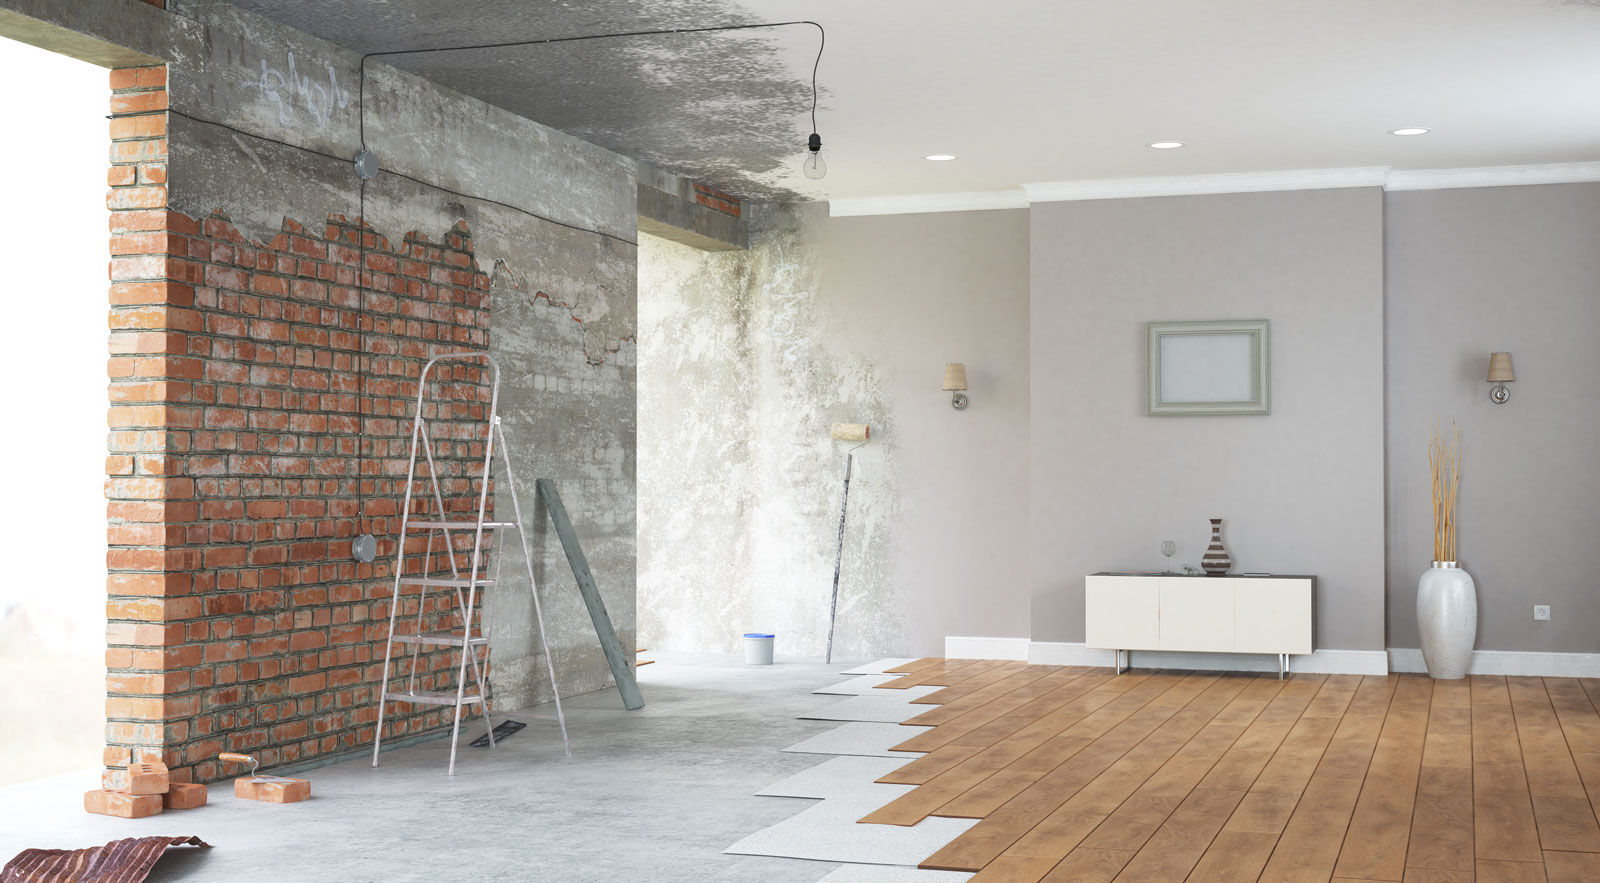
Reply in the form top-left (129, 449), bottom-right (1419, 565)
top-left (242, 51), bottom-right (350, 128)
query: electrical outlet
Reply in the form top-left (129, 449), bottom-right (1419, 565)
top-left (1534, 605), bottom-right (1551, 621)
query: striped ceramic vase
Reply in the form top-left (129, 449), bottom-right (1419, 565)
top-left (1201, 518), bottom-right (1231, 575)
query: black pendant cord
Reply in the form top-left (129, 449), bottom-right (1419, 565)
top-left (355, 20), bottom-right (826, 153)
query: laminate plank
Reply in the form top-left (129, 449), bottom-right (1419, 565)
top-left (966, 854), bottom-right (1063, 883)
top-left (1334, 734), bottom-right (1426, 880)
top-left (863, 740), bottom-right (1037, 825)
top-left (876, 744), bottom-right (982, 785)
top-left (1567, 752), bottom-right (1600, 806)
top-left (1186, 830), bottom-right (1279, 882)
top-left (1544, 679), bottom-right (1600, 755)
top-left (1531, 796), bottom-right (1600, 852)
top-left (908, 669), bottom-right (1110, 725)
top-left (936, 768), bottom-right (1046, 818)
top-left (1474, 676), bottom-right (1524, 765)
top-left (1110, 788), bottom-right (1245, 882)
top-left (1079, 793), bottom-right (1182, 851)
top-left (1543, 849), bottom-right (1600, 882)
top-left (1301, 675), bottom-right (1363, 719)
top-left (878, 659), bottom-right (986, 690)
top-left (1258, 823), bottom-right (1348, 883)
top-left (1315, 713), bottom-right (1386, 779)
top-left (1475, 761), bottom-right (1543, 863)
top-left (884, 657), bottom-right (946, 674)
top-left (1401, 870), bottom-right (1473, 882)
top-left (1290, 776), bottom-right (1364, 828)
top-left (1407, 765), bottom-right (1475, 872)
top-left (1040, 848), bottom-right (1133, 883)
top-left (1476, 859), bottom-right (1548, 883)
top-left (1225, 789), bottom-right (1301, 834)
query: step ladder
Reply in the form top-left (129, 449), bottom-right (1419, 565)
top-left (371, 352), bottom-right (569, 775)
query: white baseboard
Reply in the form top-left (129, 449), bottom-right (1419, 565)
top-left (944, 635), bottom-right (1030, 661)
top-left (1027, 642), bottom-right (1389, 675)
top-left (1388, 648), bottom-right (1600, 678)
top-left (947, 637), bottom-right (1389, 675)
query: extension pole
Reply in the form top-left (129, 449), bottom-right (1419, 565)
top-left (825, 449), bottom-right (859, 664)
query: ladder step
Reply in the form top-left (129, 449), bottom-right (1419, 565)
top-left (390, 633), bottom-right (488, 648)
top-left (400, 577), bottom-right (496, 588)
top-left (407, 521), bottom-right (518, 530)
top-left (383, 690), bottom-right (484, 707)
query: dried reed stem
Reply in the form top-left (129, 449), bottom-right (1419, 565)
top-left (1429, 419), bottom-right (1463, 562)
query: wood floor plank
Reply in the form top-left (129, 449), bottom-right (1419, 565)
top-left (1334, 700), bottom-right (1429, 881)
top-left (1290, 776), bottom-right (1364, 828)
top-left (1476, 761), bottom-right (1544, 863)
top-left (1545, 678), bottom-right (1600, 755)
top-left (1110, 788), bottom-right (1245, 882)
top-left (1407, 765), bottom-right (1475, 872)
top-left (1544, 849), bottom-right (1600, 881)
top-left (1259, 822), bottom-right (1349, 882)
top-left (877, 659), bottom-right (986, 689)
top-left (966, 854), bottom-right (1063, 883)
top-left (1531, 796), bottom-right (1600, 852)
top-left (1041, 848), bottom-right (1133, 883)
top-left (876, 743), bottom-right (982, 785)
top-left (884, 657), bottom-right (945, 674)
top-left (1477, 859), bottom-right (1549, 882)
top-left (1401, 870), bottom-right (1473, 882)
top-left (1186, 829), bottom-right (1280, 882)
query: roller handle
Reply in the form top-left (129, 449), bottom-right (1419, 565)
top-left (218, 753), bottom-right (253, 764)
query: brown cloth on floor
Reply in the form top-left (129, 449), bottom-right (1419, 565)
top-left (1, 836), bottom-right (209, 883)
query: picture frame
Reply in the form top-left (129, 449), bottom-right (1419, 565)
top-left (1147, 319), bottom-right (1270, 416)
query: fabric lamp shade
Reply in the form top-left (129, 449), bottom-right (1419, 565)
top-left (1487, 352), bottom-right (1515, 383)
top-left (942, 363), bottom-right (968, 391)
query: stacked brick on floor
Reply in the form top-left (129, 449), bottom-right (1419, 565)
top-left (105, 64), bottom-right (502, 784)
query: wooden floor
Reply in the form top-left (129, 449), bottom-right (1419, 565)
top-left (856, 658), bottom-right (1600, 882)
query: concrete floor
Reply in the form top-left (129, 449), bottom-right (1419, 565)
top-left (0, 654), bottom-right (872, 882)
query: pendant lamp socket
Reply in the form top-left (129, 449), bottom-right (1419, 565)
top-left (803, 133), bottom-right (827, 180)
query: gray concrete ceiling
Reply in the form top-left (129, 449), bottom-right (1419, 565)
top-left (215, 0), bottom-right (822, 200)
top-left (216, 0), bottom-right (1600, 203)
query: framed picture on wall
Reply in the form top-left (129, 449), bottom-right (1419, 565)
top-left (1147, 319), bottom-right (1270, 416)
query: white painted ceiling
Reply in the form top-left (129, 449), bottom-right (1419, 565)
top-left (748, 0), bottom-right (1600, 200)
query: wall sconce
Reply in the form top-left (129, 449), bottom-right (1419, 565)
top-left (943, 363), bottom-right (969, 410)
top-left (1487, 352), bottom-right (1514, 404)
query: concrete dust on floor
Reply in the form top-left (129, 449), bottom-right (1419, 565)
top-left (0, 654), bottom-right (890, 883)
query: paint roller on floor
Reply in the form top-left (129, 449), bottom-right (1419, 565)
top-left (825, 423), bottom-right (870, 664)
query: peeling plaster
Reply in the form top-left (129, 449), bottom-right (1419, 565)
top-left (638, 203), bottom-right (908, 659)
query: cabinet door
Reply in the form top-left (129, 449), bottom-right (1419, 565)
top-left (1085, 576), bottom-right (1160, 650)
top-left (1234, 579), bottom-right (1313, 654)
top-left (1159, 578), bottom-right (1235, 652)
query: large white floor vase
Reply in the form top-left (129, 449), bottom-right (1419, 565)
top-left (1417, 561), bottom-right (1477, 679)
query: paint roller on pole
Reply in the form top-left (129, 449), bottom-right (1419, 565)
top-left (826, 423), bottom-right (870, 663)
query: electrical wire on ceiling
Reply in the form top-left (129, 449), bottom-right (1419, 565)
top-left (347, 20), bottom-right (828, 561)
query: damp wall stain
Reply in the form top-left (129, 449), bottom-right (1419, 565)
top-left (638, 203), bottom-right (909, 659)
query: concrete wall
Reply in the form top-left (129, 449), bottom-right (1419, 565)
top-left (637, 206), bottom-right (1031, 658)
top-left (1029, 189), bottom-right (1387, 652)
top-left (1384, 183), bottom-right (1600, 653)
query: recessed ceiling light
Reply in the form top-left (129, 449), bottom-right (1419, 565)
top-left (924, 154), bottom-right (959, 161)
top-left (1148, 141), bottom-right (1185, 149)
top-left (1390, 127), bottom-right (1431, 136)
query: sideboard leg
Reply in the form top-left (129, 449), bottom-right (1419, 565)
top-left (1278, 654), bottom-right (1286, 679)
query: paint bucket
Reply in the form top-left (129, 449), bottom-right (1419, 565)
top-left (743, 633), bottom-right (775, 665)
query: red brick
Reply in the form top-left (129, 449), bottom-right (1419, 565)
top-left (85, 789), bottom-right (163, 818)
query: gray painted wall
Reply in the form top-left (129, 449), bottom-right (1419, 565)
top-left (165, 1), bottom-right (638, 706)
top-left (637, 206), bottom-right (1030, 658)
top-left (1029, 189), bottom-right (1387, 652)
top-left (1385, 183), bottom-right (1600, 654)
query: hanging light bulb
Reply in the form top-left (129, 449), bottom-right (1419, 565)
top-left (803, 132), bottom-right (827, 180)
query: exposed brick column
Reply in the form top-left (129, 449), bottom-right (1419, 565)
top-left (104, 64), bottom-right (200, 782)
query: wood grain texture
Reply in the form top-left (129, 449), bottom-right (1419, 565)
top-left (841, 663), bottom-right (1600, 882)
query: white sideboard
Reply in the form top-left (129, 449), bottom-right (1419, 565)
top-left (1084, 573), bottom-right (1314, 677)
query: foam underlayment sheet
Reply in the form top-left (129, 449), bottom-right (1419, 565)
top-left (800, 695), bottom-right (933, 724)
top-left (814, 867), bottom-right (974, 883)
top-left (837, 658), bottom-right (920, 676)
top-left (724, 786), bottom-right (977, 866)
top-left (757, 755), bottom-right (915, 800)
top-left (782, 722), bottom-right (929, 758)
top-left (814, 676), bottom-right (942, 698)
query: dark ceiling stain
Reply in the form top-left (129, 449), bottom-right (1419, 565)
top-left (207, 0), bottom-right (821, 199)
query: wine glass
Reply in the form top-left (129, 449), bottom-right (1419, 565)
top-left (1160, 541), bottom-right (1176, 572)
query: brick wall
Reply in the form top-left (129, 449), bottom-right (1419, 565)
top-left (105, 65), bottom-right (506, 783)
top-left (692, 182), bottom-right (742, 219)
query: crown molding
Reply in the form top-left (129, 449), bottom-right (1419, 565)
top-left (1024, 167), bottom-right (1390, 203)
top-left (825, 161), bottom-right (1600, 217)
top-left (1385, 161), bottom-right (1600, 191)
top-left (827, 189), bottom-right (1028, 217)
